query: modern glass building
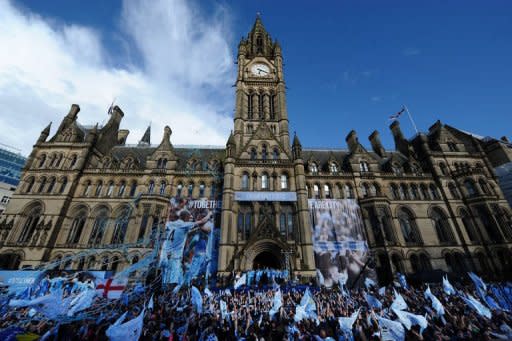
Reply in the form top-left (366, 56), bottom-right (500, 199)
top-left (0, 146), bottom-right (26, 186)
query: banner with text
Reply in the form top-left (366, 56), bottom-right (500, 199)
top-left (309, 199), bottom-right (376, 287)
top-left (160, 197), bottom-right (221, 285)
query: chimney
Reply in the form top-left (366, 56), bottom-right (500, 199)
top-left (345, 130), bottom-right (359, 153)
top-left (117, 129), bottom-right (130, 145)
top-left (389, 120), bottom-right (404, 141)
top-left (66, 104), bottom-right (80, 119)
top-left (369, 130), bottom-right (385, 157)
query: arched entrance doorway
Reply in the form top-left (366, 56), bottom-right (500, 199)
top-left (0, 253), bottom-right (22, 270)
top-left (253, 251), bottom-right (282, 270)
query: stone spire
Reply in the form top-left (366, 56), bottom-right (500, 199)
top-left (37, 122), bottom-right (52, 143)
top-left (139, 125), bottom-right (151, 146)
top-left (292, 133), bottom-right (302, 160)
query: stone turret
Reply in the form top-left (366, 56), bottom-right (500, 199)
top-left (369, 130), bottom-right (385, 157)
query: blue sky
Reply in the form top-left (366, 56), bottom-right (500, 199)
top-left (3, 0), bottom-right (512, 154)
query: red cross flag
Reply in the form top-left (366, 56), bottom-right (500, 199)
top-left (96, 277), bottom-right (127, 299)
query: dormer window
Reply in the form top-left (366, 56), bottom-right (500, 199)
top-left (250, 148), bottom-right (257, 160)
top-left (262, 145), bottom-right (268, 160)
top-left (329, 162), bottom-right (338, 174)
top-left (359, 161), bottom-right (369, 173)
top-left (309, 162), bottom-right (319, 175)
top-left (447, 141), bottom-right (458, 152)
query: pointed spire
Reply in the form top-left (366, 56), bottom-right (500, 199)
top-left (292, 132), bottom-right (301, 147)
top-left (292, 132), bottom-right (302, 160)
top-left (227, 130), bottom-right (235, 146)
top-left (139, 124), bottom-right (151, 146)
top-left (37, 122), bottom-right (52, 143)
top-left (155, 126), bottom-right (173, 151)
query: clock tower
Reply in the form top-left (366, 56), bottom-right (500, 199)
top-left (217, 15), bottom-right (315, 282)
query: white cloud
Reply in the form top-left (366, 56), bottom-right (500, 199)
top-left (0, 0), bottom-right (235, 155)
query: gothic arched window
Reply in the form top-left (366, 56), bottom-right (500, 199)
top-left (118, 181), bottom-right (126, 197)
top-left (129, 181), bottom-right (137, 197)
top-left (398, 207), bottom-right (422, 244)
top-left (59, 177), bottom-right (67, 194)
top-left (344, 184), bottom-right (354, 199)
top-left (429, 184), bottom-right (440, 200)
top-left (89, 210), bottom-right (108, 245)
top-left (38, 177), bottom-right (47, 193)
top-left (250, 148), bottom-right (257, 160)
top-left (237, 207), bottom-right (252, 241)
top-left (449, 182), bottom-right (459, 199)
top-left (410, 184), bottom-right (419, 200)
top-left (38, 154), bottom-right (46, 168)
top-left (479, 179), bottom-right (492, 195)
top-left (241, 173), bottom-right (249, 190)
top-left (69, 154), bottom-right (77, 169)
top-left (313, 184), bottom-right (320, 198)
top-left (148, 180), bottom-right (155, 194)
top-left (261, 173), bottom-right (269, 190)
top-left (66, 211), bottom-right (86, 244)
top-left (324, 184), bottom-right (331, 198)
top-left (464, 179), bottom-right (477, 197)
top-left (270, 94), bottom-right (276, 119)
top-left (280, 174), bottom-right (288, 190)
top-left (95, 181), bottom-right (103, 197)
top-left (176, 183), bottom-right (183, 197)
top-left (390, 184), bottom-right (399, 200)
top-left (431, 207), bottom-right (455, 244)
top-left (273, 148), bottom-right (279, 160)
top-left (18, 204), bottom-right (43, 243)
top-left (83, 181), bottom-right (91, 196)
top-left (247, 92), bottom-right (253, 119)
top-left (329, 162), bottom-right (338, 174)
top-left (261, 145), bottom-right (268, 160)
top-left (112, 208), bottom-right (130, 244)
top-left (420, 184), bottom-right (430, 200)
top-left (359, 161), bottom-right (369, 173)
top-left (188, 182), bottom-right (194, 196)
top-left (106, 181), bottom-right (114, 197)
top-left (47, 177), bottom-right (56, 193)
top-left (199, 182), bottom-right (206, 197)
top-left (460, 208), bottom-right (479, 242)
top-left (25, 177), bottom-right (35, 193)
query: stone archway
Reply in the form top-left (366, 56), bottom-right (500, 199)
top-left (240, 239), bottom-right (290, 271)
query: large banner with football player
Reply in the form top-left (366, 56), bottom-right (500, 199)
top-left (160, 197), bottom-right (221, 286)
top-left (309, 199), bottom-right (377, 288)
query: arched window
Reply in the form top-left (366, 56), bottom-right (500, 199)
top-left (270, 93), bottom-right (276, 119)
top-left (479, 179), bottom-right (492, 195)
top-left (360, 183), bottom-right (368, 198)
top-left (493, 206), bottom-right (512, 240)
top-left (390, 184), bottom-right (399, 200)
top-left (100, 256), bottom-right (109, 271)
top-left (460, 209), bottom-right (479, 242)
top-left (477, 206), bottom-right (503, 243)
top-left (159, 181), bottom-right (166, 195)
top-left (237, 207), bottom-right (252, 241)
top-left (129, 181), bottom-right (137, 197)
top-left (54, 154), bottom-right (63, 168)
top-left (148, 180), bottom-right (155, 194)
top-left (448, 182), bottom-right (460, 199)
top-left (464, 179), bottom-right (477, 197)
top-left (279, 174), bottom-right (288, 190)
top-left (391, 254), bottom-right (404, 273)
top-left (250, 148), bottom-right (257, 160)
top-left (159, 158), bottom-right (168, 169)
top-left (420, 184), bottom-right (430, 200)
top-left (309, 162), bottom-right (319, 175)
top-left (398, 208), bottom-right (422, 244)
top-left (118, 181), bottom-right (126, 197)
top-left (176, 183), bottom-right (183, 197)
top-left (431, 208), bottom-right (455, 244)
top-left (313, 184), bottom-right (320, 198)
top-left (66, 211), bottom-right (86, 244)
top-left (38, 177), bottom-right (47, 193)
top-left (344, 184), bottom-right (354, 199)
top-left (77, 257), bottom-right (85, 270)
top-left (370, 183), bottom-right (379, 196)
top-left (199, 182), bottom-right (206, 197)
top-left (419, 254), bottom-right (431, 271)
top-left (25, 177), bottom-right (35, 193)
top-left (410, 254), bottom-right (420, 273)
top-left (83, 181), bottom-right (92, 196)
top-left (112, 208), bottom-right (130, 244)
top-left (106, 181), bottom-right (114, 197)
top-left (429, 184), bottom-right (440, 200)
top-left (261, 145), bottom-right (268, 160)
top-left (359, 161), bottom-right (369, 172)
top-left (247, 92), bottom-right (254, 118)
top-left (38, 154), bottom-right (46, 168)
top-left (410, 184), bottom-right (419, 200)
top-left (261, 173), bottom-right (269, 190)
top-left (69, 154), bottom-right (77, 169)
top-left (273, 148), bottom-right (279, 160)
top-left (18, 204), bottom-right (42, 243)
top-left (89, 210), bottom-right (108, 245)
top-left (188, 183), bottom-right (194, 196)
top-left (377, 207), bottom-right (396, 244)
top-left (59, 177), bottom-right (67, 194)
top-left (324, 184), bottom-right (331, 198)
top-left (47, 177), bottom-right (56, 193)
top-left (330, 162), bottom-right (338, 174)
top-left (447, 141), bottom-right (458, 152)
top-left (399, 184), bottom-right (409, 200)
top-left (111, 256), bottom-right (120, 273)
top-left (279, 207), bottom-right (295, 239)
top-left (241, 173), bottom-right (249, 190)
top-left (439, 163), bottom-right (447, 176)
top-left (87, 256), bottom-right (96, 269)
top-left (95, 181), bottom-right (103, 197)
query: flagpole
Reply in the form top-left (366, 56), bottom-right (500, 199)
top-left (403, 105), bottom-right (418, 134)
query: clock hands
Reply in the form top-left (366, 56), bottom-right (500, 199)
top-left (256, 68), bottom-right (268, 75)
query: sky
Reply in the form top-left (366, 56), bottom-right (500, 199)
top-left (1, 0), bottom-right (511, 155)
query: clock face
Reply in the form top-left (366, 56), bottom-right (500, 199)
top-left (250, 63), bottom-right (270, 77)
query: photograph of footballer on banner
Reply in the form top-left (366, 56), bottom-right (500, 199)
top-left (309, 199), bottom-right (377, 288)
top-left (159, 197), bottom-right (221, 285)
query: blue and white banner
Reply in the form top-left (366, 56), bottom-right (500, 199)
top-left (309, 199), bottom-right (376, 288)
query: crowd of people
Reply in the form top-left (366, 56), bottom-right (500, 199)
top-left (1, 271), bottom-right (512, 340)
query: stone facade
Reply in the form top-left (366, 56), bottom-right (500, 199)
top-left (0, 17), bottom-right (511, 282)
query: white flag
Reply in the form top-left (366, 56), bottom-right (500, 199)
top-left (234, 274), bottom-right (247, 290)
top-left (424, 286), bottom-right (444, 316)
top-left (378, 316), bottom-right (405, 341)
top-left (106, 308), bottom-right (145, 341)
top-left (338, 308), bottom-right (360, 332)
top-left (390, 289), bottom-right (408, 311)
top-left (269, 289), bottom-right (282, 318)
top-left (147, 294), bottom-right (154, 310)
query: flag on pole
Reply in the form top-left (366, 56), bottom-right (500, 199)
top-left (106, 308), bottom-right (145, 341)
top-left (462, 294), bottom-right (492, 319)
top-left (390, 289), bottom-right (408, 311)
top-left (269, 289), bottom-right (282, 318)
top-left (424, 286), bottom-right (445, 316)
top-left (442, 276), bottom-right (456, 295)
top-left (389, 107), bottom-right (405, 121)
top-left (378, 316), bottom-right (405, 341)
top-left (95, 277), bottom-right (127, 299)
top-left (338, 308), bottom-right (360, 333)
